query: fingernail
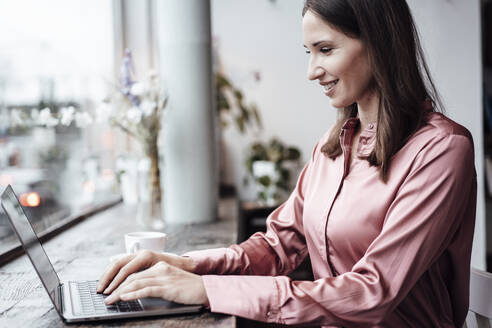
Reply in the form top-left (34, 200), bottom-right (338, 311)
top-left (103, 288), bottom-right (110, 294)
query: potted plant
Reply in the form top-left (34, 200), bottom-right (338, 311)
top-left (245, 137), bottom-right (301, 205)
top-left (215, 72), bottom-right (262, 134)
top-left (214, 70), bottom-right (263, 196)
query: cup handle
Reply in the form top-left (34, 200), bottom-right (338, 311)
top-left (130, 241), bottom-right (141, 254)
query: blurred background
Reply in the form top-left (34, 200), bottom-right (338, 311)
top-left (0, 0), bottom-right (490, 272)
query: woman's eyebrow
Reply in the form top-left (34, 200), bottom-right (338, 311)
top-left (303, 40), bottom-right (334, 48)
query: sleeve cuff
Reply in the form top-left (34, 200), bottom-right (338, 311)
top-left (202, 275), bottom-right (282, 323)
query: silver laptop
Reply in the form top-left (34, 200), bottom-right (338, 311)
top-left (1, 185), bottom-right (203, 322)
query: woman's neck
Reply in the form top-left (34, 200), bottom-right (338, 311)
top-left (356, 89), bottom-right (379, 131)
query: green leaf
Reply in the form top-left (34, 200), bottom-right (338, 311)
top-left (233, 89), bottom-right (243, 101)
top-left (239, 104), bottom-right (250, 122)
top-left (217, 93), bottom-right (230, 111)
top-left (161, 96), bottom-right (168, 109)
top-left (257, 175), bottom-right (272, 187)
top-left (245, 158), bottom-right (254, 173)
top-left (216, 73), bottom-right (232, 88)
top-left (251, 104), bottom-right (263, 129)
top-left (235, 116), bottom-right (245, 133)
top-left (214, 71), bottom-right (263, 135)
top-left (250, 143), bottom-right (268, 160)
top-left (285, 147), bottom-right (301, 160)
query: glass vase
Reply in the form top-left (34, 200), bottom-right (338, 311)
top-left (136, 144), bottom-right (165, 230)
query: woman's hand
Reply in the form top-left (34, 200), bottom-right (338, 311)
top-left (96, 250), bottom-right (196, 295)
top-left (103, 261), bottom-right (209, 306)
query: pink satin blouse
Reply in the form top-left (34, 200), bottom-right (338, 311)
top-left (184, 110), bottom-right (477, 327)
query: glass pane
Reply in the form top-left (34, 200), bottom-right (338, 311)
top-left (0, 0), bottom-right (120, 255)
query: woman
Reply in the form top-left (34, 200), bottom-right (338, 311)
top-left (97, 0), bottom-right (477, 327)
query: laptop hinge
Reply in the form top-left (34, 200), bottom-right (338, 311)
top-left (58, 283), bottom-right (64, 315)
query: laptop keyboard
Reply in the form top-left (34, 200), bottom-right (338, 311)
top-left (74, 280), bottom-right (143, 315)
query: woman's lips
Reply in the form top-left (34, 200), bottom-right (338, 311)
top-left (321, 79), bottom-right (339, 96)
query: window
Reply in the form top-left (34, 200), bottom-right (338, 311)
top-left (0, 0), bottom-right (120, 255)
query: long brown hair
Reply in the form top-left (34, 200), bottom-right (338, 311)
top-left (302, 0), bottom-right (444, 182)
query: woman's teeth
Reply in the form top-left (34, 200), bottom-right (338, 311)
top-left (323, 80), bottom-right (339, 92)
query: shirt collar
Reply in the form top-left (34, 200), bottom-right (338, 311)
top-left (341, 117), bottom-right (377, 135)
top-left (339, 99), bottom-right (434, 157)
top-left (341, 99), bottom-right (433, 133)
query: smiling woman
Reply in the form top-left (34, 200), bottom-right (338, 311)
top-left (96, 1), bottom-right (477, 327)
top-left (302, 0), bottom-right (444, 182)
top-left (303, 12), bottom-right (374, 111)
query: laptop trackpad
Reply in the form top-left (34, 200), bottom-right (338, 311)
top-left (140, 297), bottom-right (190, 310)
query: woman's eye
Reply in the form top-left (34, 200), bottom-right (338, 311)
top-left (304, 47), bottom-right (332, 55)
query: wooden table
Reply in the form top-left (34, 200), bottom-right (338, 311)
top-left (0, 198), bottom-right (238, 327)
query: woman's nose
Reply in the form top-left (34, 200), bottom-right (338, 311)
top-left (307, 65), bottom-right (324, 81)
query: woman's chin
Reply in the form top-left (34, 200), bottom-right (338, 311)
top-left (329, 99), bottom-right (346, 109)
top-left (329, 96), bottom-right (354, 109)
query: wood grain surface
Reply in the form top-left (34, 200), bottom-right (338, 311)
top-left (0, 198), bottom-right (238, 328)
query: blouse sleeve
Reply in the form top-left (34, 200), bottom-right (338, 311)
top-left (199, 133), bottom-right (477, 326)
top-left (182, 138), bottom-right (323, 276)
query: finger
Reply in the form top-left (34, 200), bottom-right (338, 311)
top-left (114, 264), bottom-right (160, 292)
top-left (118, 277), bottom-right (161, 297)
top-left (105, 278), bottom-right (162, 304)
top-left (115, 261), bottom-right (175, 296)
top-left (103, 254), bottom-right (151, 294)
top-left (110, 267), bottom-right (157, 297)
top-left (120, 286), bottom-right (164, 302)
top-left (97, 254), bottom-right (134, 292)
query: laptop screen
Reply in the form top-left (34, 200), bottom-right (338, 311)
top-left (1, 185), bottom-right (61, 312)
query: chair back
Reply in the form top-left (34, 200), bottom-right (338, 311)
top-left (464, 268), bottom-right (492, 328)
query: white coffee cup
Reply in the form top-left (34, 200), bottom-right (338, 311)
top-left (124, 231), bottom-right (167, 254)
